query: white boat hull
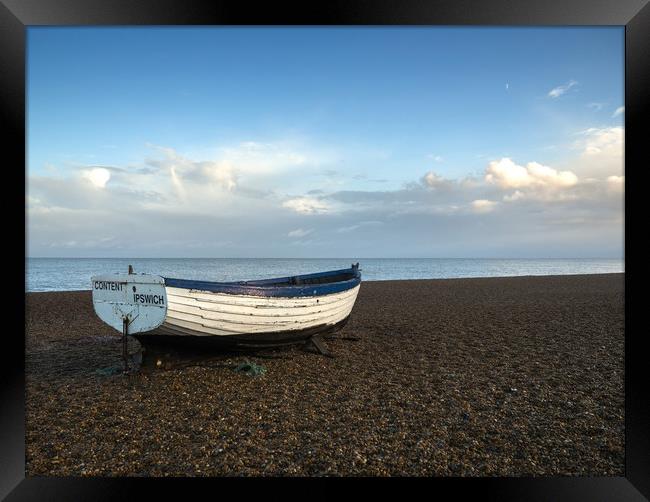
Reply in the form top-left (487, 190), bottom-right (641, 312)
top-left (142, 284), bottom-right (361, 343)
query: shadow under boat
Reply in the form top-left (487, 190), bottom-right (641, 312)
top-left (133, 315), bottom-right (351, 369)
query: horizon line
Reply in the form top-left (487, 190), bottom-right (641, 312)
top-left (26, 256), bottom-right (624, 260)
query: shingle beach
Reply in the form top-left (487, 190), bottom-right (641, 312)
top-left (25, 274), bottom-right (624, 476)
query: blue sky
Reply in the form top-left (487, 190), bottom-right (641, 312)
top-left (27, 27), bottom-right (624, 258)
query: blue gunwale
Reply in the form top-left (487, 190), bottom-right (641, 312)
top-left (163, 265), bottom-right (361, 298)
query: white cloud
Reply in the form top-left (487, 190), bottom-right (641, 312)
top-left (422, 171), bottom-right (450, 189)
top-left (607, 175), bottom-right (624, 193)
top-left (526, 162), bottom-right (579, 187)
top-left (427, 154), bottom-right (444, 162)
top-left (282, 197), bottom-right (331, 215)
top-left (577, 127), bottom-right (623, 157)
top-left (485, 158), bottom-right (530, 188)
top-left (471, 199), bottom-right (497, 213)
top-left (197, 161), bottom-right (237, 191)
top-left (612, 106), bottom-right (624, 118)
top-left (563, 127), bottom-right (624, 182)
top-left (547, 80), bottom-right (578, 98)
top-left (288, 228), bottom-right (313, 238)
top-left (81, 167), bottom-right (111, 188)
top-left (503, 190), bottom-right (525, 202)
top-left (485, 158), bottom-right (578, 189)
top-left (147, 145), bottom-right (238, 195)
top-left (142, 140), bottom-right (325, 201)
top-left (336, 221), bottom-right (384, 233)
top-left (218, 141), bottom-right (308, 176)
top-left (587, 102), bottom-right (604, 111)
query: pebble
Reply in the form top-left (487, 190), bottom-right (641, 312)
top-left (25, 274), bottom-right (624, 476)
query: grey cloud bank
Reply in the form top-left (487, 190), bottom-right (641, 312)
top-left (27, 132), bottom-right (623, 259)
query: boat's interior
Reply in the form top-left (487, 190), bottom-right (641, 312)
top-left (239, 264), bottom-right (360, 287)
top-left (164, 264), bottom-right (361, 292)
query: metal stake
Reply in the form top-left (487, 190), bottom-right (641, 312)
top-left (122, 317), bottom-right (129, 374)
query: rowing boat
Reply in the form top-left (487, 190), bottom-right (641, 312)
top-left (92, 264), bottom-right (361, 351)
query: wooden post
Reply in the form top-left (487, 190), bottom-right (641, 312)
top-left (310, 334), bottom-right (334, 358)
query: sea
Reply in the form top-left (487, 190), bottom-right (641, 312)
top-left (26, 258), bottom-right (624, 292)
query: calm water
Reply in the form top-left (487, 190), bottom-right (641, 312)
top-left (26, 258), bottom-right (624, 292)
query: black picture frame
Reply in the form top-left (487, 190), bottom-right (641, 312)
top-left (5, 0), bottom-right (647, 499)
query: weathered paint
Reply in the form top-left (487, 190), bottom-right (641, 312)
top-left (151, 284), bottom-right (361, 337)
top-left (91, 273), bottom-right (168, 333)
